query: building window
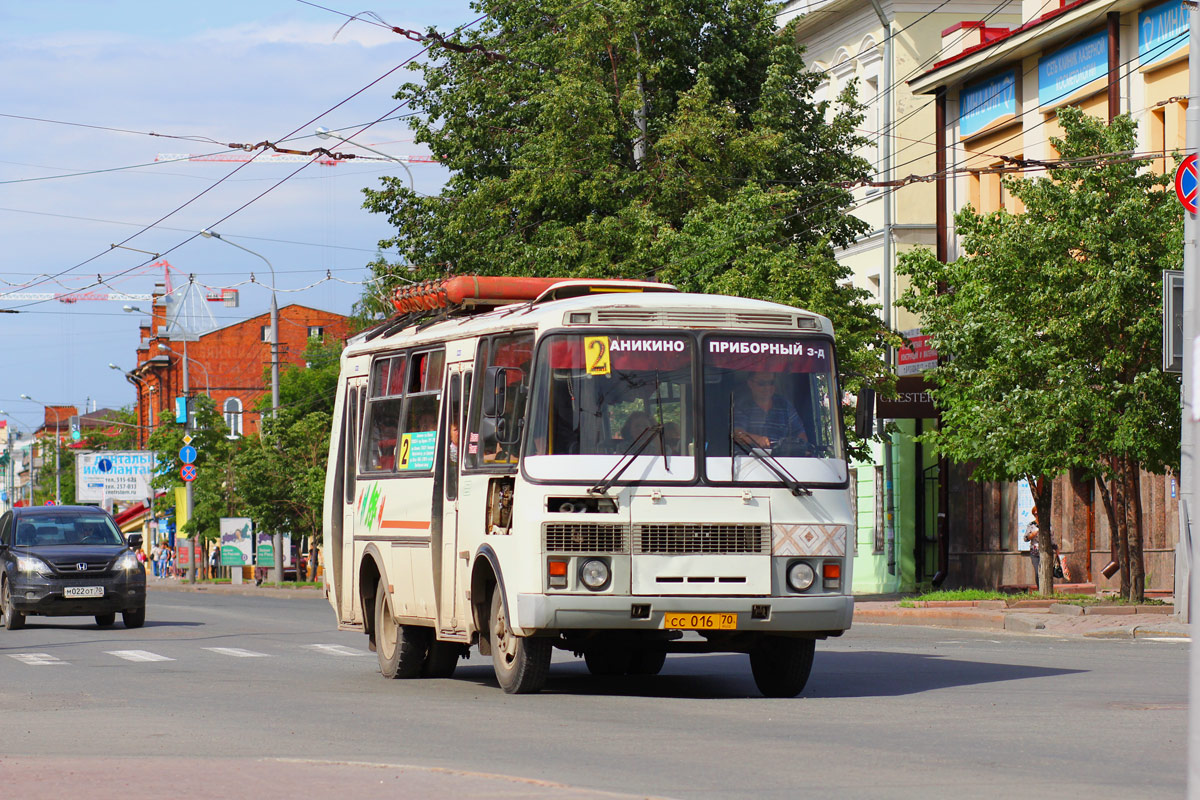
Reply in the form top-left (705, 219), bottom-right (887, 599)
top-left (260, 325), bottom-right (273, 343)
top-left (307, 326), bottom-right (325, 341)
top-left (224, 398), bottom-right (243, 438)
top-left (874, 465), bottom-right (885, 553)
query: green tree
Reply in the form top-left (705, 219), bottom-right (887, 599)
top-left (359, 0), bottom-right (897, 420)
top-left (898, 108), bottom-right (1181, 600)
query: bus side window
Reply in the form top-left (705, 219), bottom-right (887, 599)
top-left (343, 386), bottom-right (360, 504)
top-left (362, 355), bottom-right (405, 472)
top-left (465, 334), bottom-right (532, 468)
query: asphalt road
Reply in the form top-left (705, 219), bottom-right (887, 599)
top-left (0, 590), bottom-right (1186, 799)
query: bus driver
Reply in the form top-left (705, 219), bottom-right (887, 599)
top-left (732, 371), bottom-right (809, 453)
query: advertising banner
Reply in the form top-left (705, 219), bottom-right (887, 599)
top-left (219, 518), bottom-right (253, 567)
top-left (959, 69), bottom-right (1017, 137)
top-left (256, 532), bottom-right (275, 568)
top-left (75, 451), bottom-right (155, 503)
top-left (1139, 0), bottom-right (1187, 67)
top-left (1038, 30), bottom-right (1107, 108)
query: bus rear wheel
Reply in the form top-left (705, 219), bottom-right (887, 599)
top-left (490, 584), bottom-right (550, 694)
top-left (375, 580), bottom-right (428, 679)
top-left (749, 636), bottom-right (815, 698)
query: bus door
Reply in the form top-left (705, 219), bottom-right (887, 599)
top-left (438, 367), bottom-right (468, 633)
top-left (340, 376), bottom-right (367, 622)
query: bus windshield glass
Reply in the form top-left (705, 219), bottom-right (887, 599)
top-left (702, 334), bottom-right (845, 485)
top-left (524, 333), bottom-right (696, 483)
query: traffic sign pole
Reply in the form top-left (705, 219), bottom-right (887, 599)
top-left (1184, 6), bottom-right (1199, 797)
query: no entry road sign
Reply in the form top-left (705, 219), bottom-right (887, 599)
top-left (1175, 153), bottom-right (1198, 214)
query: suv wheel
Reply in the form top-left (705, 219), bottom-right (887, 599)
top-left (2, 578), bottom-right (26, 631)
top-left (95, 613), bottom-right (116, 628)
top-left (122, 606), bottom-right (146, 629)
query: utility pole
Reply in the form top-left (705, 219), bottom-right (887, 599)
top-left (183, 338), bottom-right (196, 583)
top-left (1185, 5), bottom-right (1199, 796)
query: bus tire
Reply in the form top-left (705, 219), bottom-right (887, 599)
top-left (422, 641), bottom-right (461, 678)
top-left (490, 584), bottom-right (550, 694)
top-left (627, 646), bottom-right (667, 676)
top-left (375, 580), bottom-right (427, 679)
top-left (749, 636), bottom-right (815, 698)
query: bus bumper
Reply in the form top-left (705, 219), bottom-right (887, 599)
top-left (514, 593), bottom-right (853, 636)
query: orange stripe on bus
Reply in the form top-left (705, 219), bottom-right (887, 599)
top-left (379, 519), bottom-right (431, 530)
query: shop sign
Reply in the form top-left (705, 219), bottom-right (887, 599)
top-left (960, 69), bottom-right (1017, 137)
top-left (1038, 30), bottom-right (1107, 108)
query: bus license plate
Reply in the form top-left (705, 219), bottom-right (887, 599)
top-left (64, 586), bottom-right (104, 599)
top-left (663, 612), bottom-right (736, 630)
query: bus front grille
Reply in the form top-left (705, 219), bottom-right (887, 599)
top-left (634, 524), bottom-right (770, 555)
top-left (544, 523), bottom-right (629, 553)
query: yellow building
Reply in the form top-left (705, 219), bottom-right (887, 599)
top-left (908, 0), bottom-right (1186, 593)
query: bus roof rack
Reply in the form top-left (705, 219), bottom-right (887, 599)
top-left (390, 276), bottom-right (677, 316)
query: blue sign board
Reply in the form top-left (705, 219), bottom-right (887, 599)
top-left (960, 69), bottom-right (1017, 137)
top-left (97, 458), bottom-right (113, 473)
top-left (179, 445), bottom-right (197, 464)
top-left (175, 396), bottom-right (187, 424)
top-left (1038, 30), bottom-right (1108, 108)
top-left (1139, 0), bottom-right (1188, 67)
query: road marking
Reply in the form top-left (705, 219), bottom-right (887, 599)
top-left (106, 650), bottom-right (174, 662)
top-left (8, 653), bottom-right (68, 666)
top-left (1141, 637), bottom-right (1191, 643)
top-left (203, 647), bottom-right (270, 658)
top-left (305, 643), bottom-right (366, 657)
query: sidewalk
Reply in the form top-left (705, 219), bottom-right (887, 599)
top-left (853, 596), bottom-right (1191, 640)
top-left (146, 576), bottom-right (324, 600)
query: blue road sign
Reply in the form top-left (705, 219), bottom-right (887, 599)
top-left (181, 464), bottom-right (196, 482)
top-left (97, 458), bottom-right (113, 473)
top-left (179, 445), bottom-right (197, 464)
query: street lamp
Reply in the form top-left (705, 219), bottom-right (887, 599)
top-left (315, 126), bottom-right (415, 192)
top-left (19, 393), bottom-right (63, 505)
top-left (200, 229), bottom-right (283, 584)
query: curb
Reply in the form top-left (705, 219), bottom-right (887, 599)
top-left (146, 581), bottom-right (324, 600)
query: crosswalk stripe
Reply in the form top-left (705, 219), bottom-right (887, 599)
top-left (106, 649), bottom-right (174, 662)
top-left (203, 647), bottom-right (269, 658)
top-left (305, 643), bottom-right (366, 657)
top-left (9, 653), bottom-right (68, 666)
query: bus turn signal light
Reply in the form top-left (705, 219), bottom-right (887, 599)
top-left (548, 559), bottom-right (568, 588)
top-left (822, 563), bottom-right (840, 590)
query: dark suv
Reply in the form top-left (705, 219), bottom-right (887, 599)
top-left (0, 506), bottom-right (147, 630)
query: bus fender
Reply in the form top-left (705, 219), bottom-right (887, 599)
top-left (470, 544), bottom-right (507, 655)
top-left (358, 544), bottom-right (388, 648)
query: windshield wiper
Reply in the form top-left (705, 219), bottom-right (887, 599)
top-left (590, 423), bottom-right (664, 495)
top-left (731, 436), bottom-right (812, 497)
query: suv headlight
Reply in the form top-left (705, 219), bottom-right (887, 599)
top-left (115, 552), bottom-right (141, 572)
top-left (17, 555), bottom-right (53, 576)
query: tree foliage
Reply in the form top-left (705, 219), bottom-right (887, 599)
top-left (898, 108), bottom-right (1181, 599)
top-left (359, 0), bottom-right (898, 422)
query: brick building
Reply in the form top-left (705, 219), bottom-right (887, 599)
top-left (124, 285), bottom-right (351, 445)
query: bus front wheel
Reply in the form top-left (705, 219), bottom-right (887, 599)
top-left (749, 636), bottom-right (815, 698)
top-left (489, 584), bottom-right (551, 694)
top-left (375, 580), bottom-right (427, 679)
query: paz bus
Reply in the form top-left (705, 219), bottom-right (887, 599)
top-left (322, 276), bottom-right (855, 695)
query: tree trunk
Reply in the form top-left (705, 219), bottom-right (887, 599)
top-left (1115, 455), bottom-right (1132, 600)
top-left (309, 545), bottom-right (320, 583)
top-left (1032, 476), bottom-right (1055, 595)
top-left (1128, 460), bottom-right (1146, 603)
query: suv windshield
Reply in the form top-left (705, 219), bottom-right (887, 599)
top-left (14, 513), bottom-right (125, 547)
top-left (524, 331), bottom-right (846, 487)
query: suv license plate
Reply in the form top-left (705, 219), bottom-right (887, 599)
top-left (663, 612), bottom-right (736, 630)
top-left (64, 586), bottom-right (104, 599)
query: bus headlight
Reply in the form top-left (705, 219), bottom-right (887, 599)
top-left (786, 560), bottom-right (815, 592)
top-left (578, 558), bottom-right (610, 591)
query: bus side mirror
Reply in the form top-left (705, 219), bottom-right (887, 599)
top-left (482, 367), bottom-right (508, 417)
top-left (854, 388), bottom-right (875, 438)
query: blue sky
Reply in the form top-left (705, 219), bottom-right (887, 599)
top-left (0, 0), bottom-right (475, 434)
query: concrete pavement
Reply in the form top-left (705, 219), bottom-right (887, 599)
top-left (147, 578), bottom-right (1190, 640)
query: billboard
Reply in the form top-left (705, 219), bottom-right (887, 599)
top-left (75, 450), bottom-right (154, 503)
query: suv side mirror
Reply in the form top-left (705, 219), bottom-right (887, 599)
top-left (854, 388), bottom-right (876, 438)
top-left (127, 533), bottom-right (144, 550)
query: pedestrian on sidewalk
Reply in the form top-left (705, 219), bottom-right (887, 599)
top-left (1023, 521), bottom-right (1040, 589)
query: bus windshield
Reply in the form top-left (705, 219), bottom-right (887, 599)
top-left (524, 331), bottom-right (845, 487)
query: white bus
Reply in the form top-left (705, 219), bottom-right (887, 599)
top-left (322, 277), bottom-right (856, 695)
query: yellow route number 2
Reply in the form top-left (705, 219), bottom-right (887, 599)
top-left (585, 336), bottom-right (611, 376)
